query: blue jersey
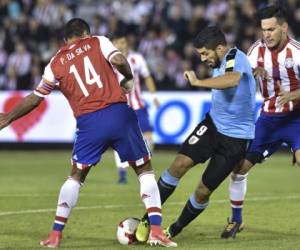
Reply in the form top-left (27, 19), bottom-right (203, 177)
top-left (209, 47), bottom-right (256, 139)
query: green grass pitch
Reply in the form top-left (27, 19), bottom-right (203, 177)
top-left (0, 149), bottom-right (300, 250)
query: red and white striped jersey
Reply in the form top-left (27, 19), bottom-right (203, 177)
top-left (247, 38), bottom-right (300, 114)
top-left (126, 51), bottom-right (151, 110)
top-left (34, 36), bottom-right (126, 117)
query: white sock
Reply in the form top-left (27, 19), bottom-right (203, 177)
top-left (229, 173), bottom-right (248, 207)
top-left (114, 150), bottom-right (129, 168)
top-left (53, 177), bottom-right (81, 230)
top-left (138, 171), bottom-right (162, 226)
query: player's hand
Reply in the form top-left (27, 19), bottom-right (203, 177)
top-left (278, 85), bottom-right (292, 106)
top-left (153, 97), bottom-right (160, 108)
top-left (184, 70), bottom-right (198, 86)
top-left (0, 113), bottom-right (10, 130)
top-left (253, 67), bottom-right (268, 80)
top-left (120, 78), bottom-right (134, 93)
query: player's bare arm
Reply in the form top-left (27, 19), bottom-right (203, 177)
top-left (111, 53), bottom-right (134, 92)
top-left (0, 93), bottom-right (43, 130)
top-left (184, 70), bottom-right (241, 89)
top-left (278, 88), bottom-right (300, 106)
top-left (145, 76), bottom-right (160, 107)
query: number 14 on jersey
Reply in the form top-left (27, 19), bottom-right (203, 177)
top-left (69, 56), bottom-right (103, 97)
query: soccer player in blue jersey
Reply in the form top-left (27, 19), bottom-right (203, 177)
top-left (135, 25), bottom-right (256, 241)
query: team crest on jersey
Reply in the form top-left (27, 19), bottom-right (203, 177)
top-left (284, 57), bottom-right (294, 68)
top-left (188, 135), bottom-right (199, 145)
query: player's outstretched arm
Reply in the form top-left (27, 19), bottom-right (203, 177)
top-left (184, 70), bottom-right (241, 89)
top-left (0, 93), bottom-right (43, 130)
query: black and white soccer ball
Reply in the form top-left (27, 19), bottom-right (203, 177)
top-left (116, 217), bottom-right (140, 245)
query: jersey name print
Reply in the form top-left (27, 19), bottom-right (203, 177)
top-left (34, 36), bottom-right (127, 117)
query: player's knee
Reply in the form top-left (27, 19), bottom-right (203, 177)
top-left (295, 157), bottom-right (300, 167)
top-left (194, 182), bottom-right (211, 203)
top-left (168, 154), bottom-right (194, 178)
top-left (231, 172), bottom-right (248, 182)
top-left (132, 161), bottom-right (152, 176)
top-left (245, 152), bottom-right (263, 166)
top-left (70, 163), bottom-right (92, 183)
top-left (235, 159), bottom-right (253, 175)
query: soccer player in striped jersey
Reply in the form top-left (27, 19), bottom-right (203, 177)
top-left (112, 33), bottom-right (160, 184)
top-left (222, 5), bottom-right (300, 239)
top-left (0, 18), bottom-right (176, 248)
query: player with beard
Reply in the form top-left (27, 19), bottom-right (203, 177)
top-left (135, 25), bottom-right (256, 241)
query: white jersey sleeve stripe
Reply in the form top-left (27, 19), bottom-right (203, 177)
top-left (96, 36), bottom-right (121, 61)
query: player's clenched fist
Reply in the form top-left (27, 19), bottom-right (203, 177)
top-left (184, 70), bottom-right (197, 86)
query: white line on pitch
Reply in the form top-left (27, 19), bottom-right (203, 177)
top-left (0, 193), bottom-right (114, 197)
top-left (0, 195), bottom-right (300, 217)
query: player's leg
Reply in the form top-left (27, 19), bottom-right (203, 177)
top-left (158, 114), bottom-right (217, 207)
top-left (40, 164), bottom-right (93, 248)
top-left (114, 107), bottom-right (153, 184)
top-left (161, 114), bottom-right (222, 238)
top-left (41, 109), bottom-right (109, 248)
top-left (113, 104), bottom-right (176, 247)
top-left (165, 180), bottom-right (211, 238)
top-left (165, 152), bottom-right (233, 238)
top-left (114, 150), bottom-right (129, 184)
top-left (294, 149), bottom-right (300, 166)
top-left (136, 113), bottom-right (217, 240)
top-left (135, 153), bottom-right (194, 242)
top-left (224, 114), bottom-right (282, 238)
top-left (221, 159), bottom-right (252, 239)
top-left (283, 113), bottom-right (300, 167)
top-left (166, 134), bottom-right (248, 238)
top-left (131, 162), bottom-right (177, 247)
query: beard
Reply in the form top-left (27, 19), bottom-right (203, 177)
top-left (211, 59), bottom-right (220, 68)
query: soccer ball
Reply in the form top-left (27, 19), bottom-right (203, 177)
top-left (116, 217), bottom-right (140, 245)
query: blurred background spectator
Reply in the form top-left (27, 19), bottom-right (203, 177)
top-left (0, 0), bottom-right (299, 91)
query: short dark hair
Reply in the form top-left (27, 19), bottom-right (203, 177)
top-left (193, 26), bottom-right (226, 50)
top-left (111, 30), bottom-right (127, 41)
top-left (64, 18), bottom-right (90, 40)
top-left (256, 5), bottom-right (287, 24)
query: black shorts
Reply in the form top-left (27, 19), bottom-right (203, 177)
top-left (179, 113), bottom-right (249, 191)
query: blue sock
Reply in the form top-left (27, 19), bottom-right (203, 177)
top-left (53, 216), bottom-right (67, 232)
top-left (232, 207), bottom-right (242, 223)
top-left (158, 170), bottom-right (179, 204)
top-left (174, 194), bottom-right (208, 231)
top-left (161, 169), bottom-right (179, 186)
top-left (118, 168), bottom-right (127, 182)
top-left (148, 214), bottom-right (162, 226)
top-left (53, 223), bottom-right (65, 232)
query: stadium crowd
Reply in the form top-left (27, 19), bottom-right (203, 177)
top-left (0, 0), bottom-right (300, 91)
